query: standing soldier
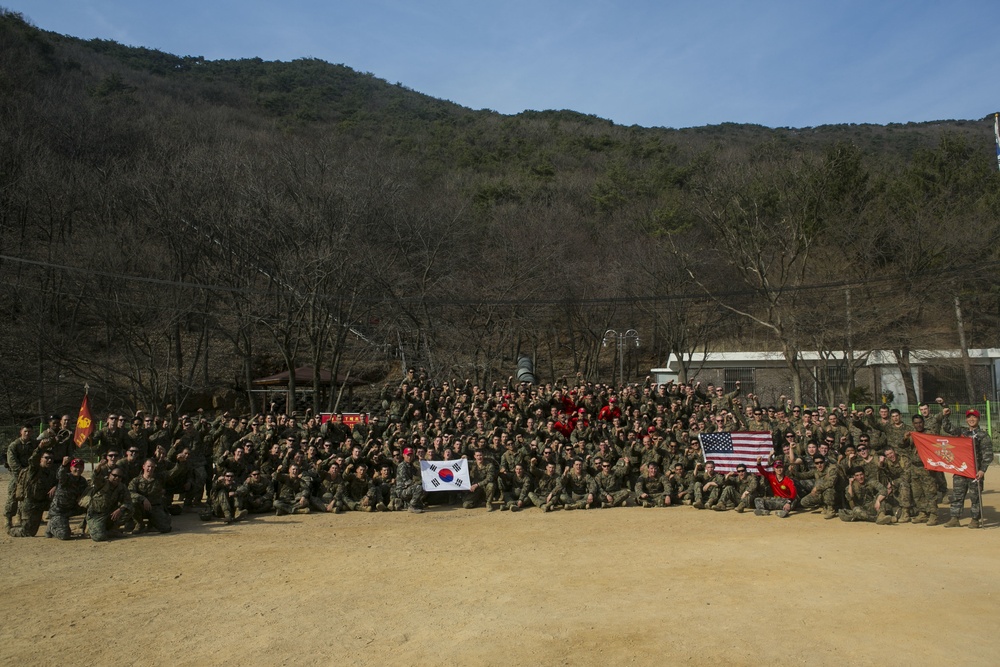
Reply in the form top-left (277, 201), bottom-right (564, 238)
top-left (395, 447), bottom-right (426, 513)
top-left (943, 409), bottom-right (993, 529)
top-left (900, 415), bottom-right (941, 525)
top-left (4, 425), bottom-right (34, 530)
top-left (7, 445), bottom-right (58, 537)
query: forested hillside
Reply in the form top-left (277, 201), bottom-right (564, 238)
top-left (1, 9), bottom-right (998, 419)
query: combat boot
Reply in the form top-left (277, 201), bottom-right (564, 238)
top-left (911, 512), bottom-right (928, 524)
top-left (542, 503), bottom-right (552, 513)
top-left (926, 513), bottom-right (939, 526)
top-left (943, 517), bottom-right (960, 528)
top-left (875, 513), bottom-right (893, 525)
top-left (968, 518), bottom-right (980, 529)
top-left (822, 509), bottom-right (837, 520)
top-left (4, 516), bottom-right (11, 530)
top-left (509, 504), bottom-right (520, 512)
top-left (754, 508), bottom-right (770, 516)
top-left (735, 502), bottom-right (746, 513)
top-left (898, 509), bottom-right (911, 523)
top-left (407, 506), bottom-right (424, 514)
top-left (712, 503), bottom-right (727, 511)
top-left (692, 501), bottom-right (705, 510)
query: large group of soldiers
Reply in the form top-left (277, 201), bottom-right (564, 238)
top-left (4, 370), bottom-right (994, 541)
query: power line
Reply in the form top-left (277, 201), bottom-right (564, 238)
top-left (2, 252), bottom-right (998, 308)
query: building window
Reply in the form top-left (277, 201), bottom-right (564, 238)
top-left (724, 368), bottom-right (755, 395)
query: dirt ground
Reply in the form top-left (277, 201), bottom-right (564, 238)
top-left (2, 473), bottom-right (999, 667)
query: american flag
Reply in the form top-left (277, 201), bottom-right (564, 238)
top-left (698, 432), bottom-right (774, 473)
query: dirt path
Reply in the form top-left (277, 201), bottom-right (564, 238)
top-left (3, 476), bottom-right (999, 666)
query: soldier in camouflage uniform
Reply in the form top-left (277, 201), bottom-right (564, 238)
top-left (208, 471), bottom-right (247, 523)
top-left (877, 446), bottom-right (909, 522)
top-left (274, 464), bottom-right (313, 515)
top-left (943, 409), bottom-right (993, 529)
top-left (635, 462), bottom-right (672, 507)
top-left (715, 464), bottom-right (761, 512)
top-left (499, 463), bottom-right (533, 511)
top-left (4, 425), bottom-right (35, 529)
top-left (464, 449), bottom-right (498, 511)
top-left (559, 458), bottom-right (597, 510)
top-left (668, 462), bottom-right (695, 505)
top-left (900, 415), bottom-right (940, 525)
top-left (395, 448), bottom-right (426, 513)
top-left (339, 464), bottom-right (383, 512)
top-left (529, 462), bottom-right (563, 511)
top-left (128, 459), bottom-right (173, 533)
top-left (87, 467), bottom-right (134, 541)
top-left (692, 460), bottom-right (724, 509)
top-left (239, 470), bottom-right (275, 514)
top-left (310, 463), bottom-right (346, 513)
top-left (7, 446), bottom-right (57, 537)
top-left (797, 457), bottom-right (838, 519)
top-left (839, 467), bottom-right (892, 524)
top-left (594, 459), bottom-right (632, 508)
top-left (46, 457), bottom-right (90, 539)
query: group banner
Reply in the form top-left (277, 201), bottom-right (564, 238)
top-left (911, 432), bottom-right (977, 479)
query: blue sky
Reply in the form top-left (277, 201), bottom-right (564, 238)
top-left (6, 1), bottom-right (998, 129)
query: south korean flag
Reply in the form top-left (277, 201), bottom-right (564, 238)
top-left (420, 459), bottom-right (471, 492)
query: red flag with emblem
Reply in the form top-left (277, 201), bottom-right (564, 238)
top-left (911, 432), bottom-right (977, 479)
top-left (73, 393), bottom-right (94, 447)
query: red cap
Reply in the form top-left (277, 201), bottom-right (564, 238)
top-left (966, 409), bottom-right (980, 418)
top-left (773, 460), bottom-right (785, 468)
top-left (402, 447), bottom-right (414, 456)
top-left (70, 458), bottom-right (84, 469)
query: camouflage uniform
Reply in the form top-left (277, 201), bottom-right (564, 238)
top-left (692, 469), bottom-right (725, 509)
top-left (594, 466), bottom-right (632, 508)
top-left (46, 464), bottom-right (90, 539)
top-left (338, 473), bottom-right (379, 512)
top-left (797, 468), bottom-right (838, 516)
top-left (4, 434), bottom-right (35, 524)
top-left (209, 477), bottom-right (242, 522)
top-left (274, 472), bottom-right (312, 514)
top-left (87, 476), bottom-right (134, 542)
top-left (499, 469), bottom-right (533, 511)
top-left (464, 458), bottom-right (498, 510)
top-left (898, 433), bottom-right (938, 523)
top-left (559, 469), bottom-right (597, 510)
top-left (395, 460), bottom-right (426, 511)
top-left (946, 425), bottom-right (993, 523)
top-left (7, 449), bottom-right (57, 537)
top-left (839, 477), bottom-right (889, 523)
top-left (310, 473), bottom-right (345, 512)
top-left (129, 474), bottom-right (172, 533)
top-left (240, 474), bottom-right (275, 513)
top-left (529, 470), bottom-right (562, 510)
top-left (634, 472), bottom-right (672, 507)
top-left (717, 472), bottom-right (761, 511)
